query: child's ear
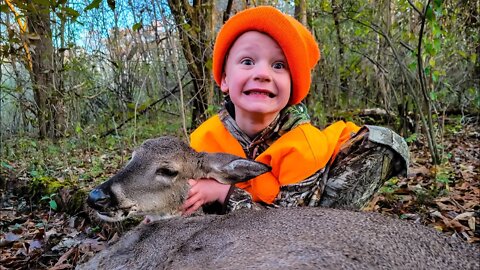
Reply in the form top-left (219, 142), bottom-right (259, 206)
top-left (220, 73), bottom-right (229, 93)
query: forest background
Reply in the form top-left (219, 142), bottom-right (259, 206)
top-left (0, 0), bottom-right (479, 268)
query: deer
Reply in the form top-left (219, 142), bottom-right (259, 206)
top-left (80, 136), bottom-right (479, 270)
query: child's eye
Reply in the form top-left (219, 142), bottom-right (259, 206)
top-left (273, 62), bottom-right (286, 69)
top-left (240, 58), bottom-right (254, 65)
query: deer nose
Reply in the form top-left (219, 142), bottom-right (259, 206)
top-left (87, 188), bottom-right (111, 210)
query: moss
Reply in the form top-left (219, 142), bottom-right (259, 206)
top-left (28, 175), bottom-right (88, 214)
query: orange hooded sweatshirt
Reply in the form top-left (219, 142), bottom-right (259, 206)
top-left (190, 115), bottom-right (360, 204)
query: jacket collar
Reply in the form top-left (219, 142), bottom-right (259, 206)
top-left (219, 100), bottom-right (311, 159)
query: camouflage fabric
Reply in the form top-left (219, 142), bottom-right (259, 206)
top-left (226, 187), bottom-right (267, 212)
top-left (211, 102), bottom-right (409, 213)
top-left (318, 126), bottom-right (408, 209)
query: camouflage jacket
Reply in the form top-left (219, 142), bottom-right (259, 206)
top-left (204, 101), bottom-right (409, 214)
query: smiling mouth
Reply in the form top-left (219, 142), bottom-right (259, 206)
top-left (243, 89), bottom-right (276, 98)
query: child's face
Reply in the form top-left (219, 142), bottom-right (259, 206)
top-left (221, 31), bottom-right (291, 120)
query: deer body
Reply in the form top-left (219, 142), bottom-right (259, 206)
top-left (82, 137), bottom-right (479, 269)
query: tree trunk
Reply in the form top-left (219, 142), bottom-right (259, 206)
top-left (167, 0), bottom-right (214, 129)
top-left (295, 0), bottom-right (315, 107)
top-left (294, 0), bottom-right (307, 26)
top-left (374, 0), bottom-right (392, 110)
top-left (53, 5), bottom-right (67, 138)
top-left (331, 0), bottom-right (348, 107)
top-left (26, 1), bottom-right (55, 139)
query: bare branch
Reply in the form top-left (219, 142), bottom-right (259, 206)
top-left (223, 0), bottom-right (234, 23)
top-left (405, 0), bottom-right (423, 16)
top-left (100, 75), bottom-right (191, 138)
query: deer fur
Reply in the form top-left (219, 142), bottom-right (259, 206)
top-left (81, 136), bottom-right (479, 269)
top-left (87, 136), bottom-right (270, 221)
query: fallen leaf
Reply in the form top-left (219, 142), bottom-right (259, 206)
top-left (49, 263), bottom-right (73, 270)
top-left (78, 238), bottom-right (106, 252)
top-left (409, 165), bottom-right (430, 176)
top-left (467, 217), bottom-right (476, 231)
top-left (453, 212), bottom-right (474, 221)
top-left (29, 240), bottom-right (43, 250)
top-left (435, 201), bottom-right (458, 211)
top-left (4, 232), bottom-right (21, 243)
top-left (52, 238), bottom-right (81, 251)
top-left (53, 246), bottom-right (77, 267)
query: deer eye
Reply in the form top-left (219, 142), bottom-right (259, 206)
top-left (155, 167), bottom-right (178, 177)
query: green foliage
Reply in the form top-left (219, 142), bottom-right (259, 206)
top-left (309, 100), bottom-right (327, 127)
top-left (132, 22), bottom-right (142, 31)
top-left (205, 104), bottom-right (221, 119)
top-left (32, 0), bottom-right (50, 7)
top-left (444, 117), bottom-right (463, 134)
top-left (433, 160), bottom-right (454, 186)
top-left (57, 6), bottom-right (80, 22)
top-left (469, 87), bottom-right (480, 110)
top-left (1, 161), bottom-right (13, 170)
top-left (412, 185), bottom-right (436, 206)
top-left (30, 175), bottom-right (65, 195)
top-left (435, 170), bottom-right (451, 184)
top-left (379, 177), bottom-right (399, 195)
top-left (0, 5), bottom-right (9, 13)
top-left (40, 193), bottom-right (58, 211)
top-left (90, 226), bottom-right (101, 233)
top-left (405, 133), bottom-right (418, 144)
top-left (84, 0), bottom-right (102, 11)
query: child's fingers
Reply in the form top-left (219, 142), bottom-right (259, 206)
top-left (182, 178), bottom-right (217, 215)
top-left (188, 179), bottom-right (197, 186)
top-left (186, 179), bottom-right (200, 196)
top-left (183, 200), bottom-right (203, 216)
top-left (182, 195), bottom-right (197, 210)
top-left (182, 197), bottom-right (203, 216)
top-left (182, 193), bottom-right (203, 212)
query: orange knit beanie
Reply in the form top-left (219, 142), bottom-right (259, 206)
top-left (213, 6), bottom-right (320, 105)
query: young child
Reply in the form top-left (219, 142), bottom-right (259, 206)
top-left (182, 6), bottom-right (408, 215)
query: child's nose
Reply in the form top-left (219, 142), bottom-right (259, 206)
top-left (253, 63), bottom-right (272, 82)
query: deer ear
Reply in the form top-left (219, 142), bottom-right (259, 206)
top-left (200, 152), bottom-right (271, 184)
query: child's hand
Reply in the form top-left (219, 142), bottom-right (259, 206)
top-left (181, 178), bottom-right (231, 216)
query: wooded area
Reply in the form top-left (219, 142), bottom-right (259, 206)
top-left (1, 0), bottom-right (478, 161)
top-left (0, 0), bottom-right (478, 268)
